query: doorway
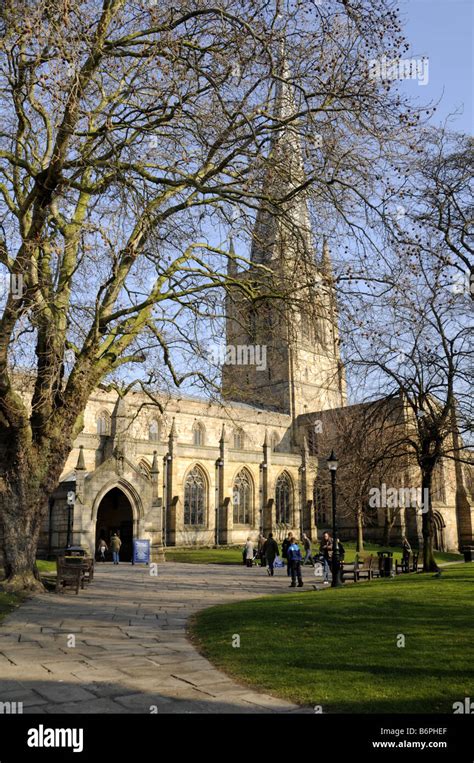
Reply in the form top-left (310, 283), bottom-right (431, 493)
top-left (95, 487), bottom-right (134, 561)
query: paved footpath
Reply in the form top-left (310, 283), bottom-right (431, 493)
top-left (0, 562), bottom-right (312, 714)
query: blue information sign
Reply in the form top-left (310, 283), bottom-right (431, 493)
top-left (132, 539), bottom-right (150, 565)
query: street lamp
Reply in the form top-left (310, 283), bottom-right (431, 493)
top-left (327, 450), bottom-right (343, 588)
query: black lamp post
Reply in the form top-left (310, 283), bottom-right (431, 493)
top-left (327, 450), bottom-right (343, 588)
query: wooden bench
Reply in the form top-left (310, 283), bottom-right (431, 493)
top-left (341, 554), bottom-right (375, 582)
top-left (396, 551), bottom-right (420, 574)
top-left (81, 556), bottom-right (94, 585)
top-left (55, 556), bottom-right (85, 595)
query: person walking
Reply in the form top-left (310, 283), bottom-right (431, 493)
top-left (97, 538), bottom-right (108, 562)
top-left (302, 533), bottom-right (315, 566)
top-left (263, 533), bottom-right (279, 577)
top-left (402, 536), bottom-right (412, 571)
top-left (244, 537), bottom-right (254, 568)
top-left (287, 537), bottom-right (303, 588)
top-left (110, 532), bottom-right (122, 565)
top-left (282, 532), bottom-right (294, 577)
top-left (319, 531), bottom-right (332, 584)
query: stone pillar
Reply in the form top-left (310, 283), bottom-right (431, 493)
top-left (220, 497), bottom-right (233, 545)
top-left (260, 430), bottom-right (270, 532)
top-left (216, 425), bottom-right (227, 545)
top-left (165, 419), bottom-right (181, 545)
top-left (150, 451), bottom-right (165, 562)
top-left (263, 499), bottom-right (275, 538)
top-left (75, 445), bottom-right (86, 503)
top-left (168, 496), bottom-right (182, 545)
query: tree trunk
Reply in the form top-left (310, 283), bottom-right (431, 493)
top-left (421, 471), bottom-right (439, 573)
top-left (1, 496), bottom-right (47, 591)
top-left (356, 507), bottom-right (364, 552)
top-left (0, 432), bottom-right (75, 591)
top-left (382, 509), bottom-right (394, 546)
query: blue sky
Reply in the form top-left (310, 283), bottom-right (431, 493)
top-left (401, 0), bottom-right (473, 134)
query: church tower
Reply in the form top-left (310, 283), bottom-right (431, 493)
top-left (222, 50), bottom-right (346, 419)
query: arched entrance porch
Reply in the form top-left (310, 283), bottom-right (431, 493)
top-left (95, 487), bottom-right (134, 562)
top-left (432, 511), bottom-right (446, 552)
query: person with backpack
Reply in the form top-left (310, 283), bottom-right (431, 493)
top-left (262, 533), bottom-right (279, 577)
top-left (287, 537), bottom-right (304, 588)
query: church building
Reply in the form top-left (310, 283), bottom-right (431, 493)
top-left (36, 60), bottom-right (473, 563)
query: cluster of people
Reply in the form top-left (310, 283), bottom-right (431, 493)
top-left (97, 532), bottom-right (122, 564)
top-left (242, 531), bottom-right (345, 588)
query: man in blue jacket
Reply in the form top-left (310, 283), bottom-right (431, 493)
top-left (287, 538), bottom-right (304, 588)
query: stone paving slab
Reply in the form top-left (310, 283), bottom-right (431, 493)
top-left (0, 562), bottom-right (311, 714)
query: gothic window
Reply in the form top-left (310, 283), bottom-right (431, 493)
top-left (149, 419), bottom-right (160, 442)
top-left (307, 426), bottom-right (319, 456)
top-left (184, 466), bottom-right (207, 525)
top-left (275, 472), bottom-right (292, 524)
top-left (315, 318), bottom-right (327, 349)
top-left (96, 410), bottom-right (111, 435)
top-left (233, 469), bottom-right (252, 524)
top-left (432, 461), bottom-right (446, 503)
top-left (313, 482), bottom-right (328, 526)
top-left (193, 422), bottom-right (205, 447)
top-left (233, 428), bottom-right (244, 450)
top-left (301, 313), bottom-right (312, 341)
top-left (248, 307), bottom-right (258, 342)
top-left (271, 431), bottom-right (280, 452)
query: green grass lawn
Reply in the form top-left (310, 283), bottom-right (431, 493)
top-left (165, 542), bottom-right (462, 566)
top-left (35, 560), bottom-right (57, 574)
top-left (190, 563), bottom-right (474, 713)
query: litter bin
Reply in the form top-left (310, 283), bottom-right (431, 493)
top-left (463, 547), bottom-right (474, 563)
top-left (377, 551), bottom-right (394, 577)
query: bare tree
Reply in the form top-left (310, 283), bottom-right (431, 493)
top-left (398, 127), bottom-right (473, 282)
top-left (343, 244), bottom-right (473, 572)
top-left (0, 0), bottom-right (425, 588)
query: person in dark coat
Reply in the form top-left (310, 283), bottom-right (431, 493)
top-left (281, 532), bottom-right (294, 577)
top-left (257, 533), bottom-right (267, 567)
top-left (402, 536), bottom-right (412, 571)
top-left (287, 538), bottom-right (303, 588)
top-left (319, 531), bottom-right (332, 584)
top-left (262, 533), bottom-right (279, 577)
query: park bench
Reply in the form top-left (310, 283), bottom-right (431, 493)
top-left (79, 556), bottom-right (94, 585)
top-left (395, 551), bottom-right (420, 574)
top-left (55, 555), bottom-right (86, 595)
top-left (341, 554), bottom-right (375, 582)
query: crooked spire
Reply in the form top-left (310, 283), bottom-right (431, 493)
top-left (251, 41), bottom-right (313, 267)
top-left (227, 237), bottom-right (238, 277)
